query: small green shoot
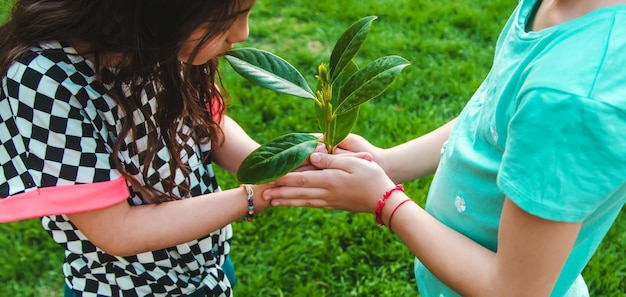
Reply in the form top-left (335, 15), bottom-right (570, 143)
top-left (225, 16), bottom-right (410, 184)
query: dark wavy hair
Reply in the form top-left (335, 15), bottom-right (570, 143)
top-left (0, 0), bottom-right (249, 202)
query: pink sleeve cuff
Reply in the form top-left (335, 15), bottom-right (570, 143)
top-left (207, 91), bottom-right (226, 123)
top-left (0, 177), bottom-right (130, 222)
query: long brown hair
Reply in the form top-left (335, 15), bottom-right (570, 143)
top-left (0, 0), bottom-right (249, 202)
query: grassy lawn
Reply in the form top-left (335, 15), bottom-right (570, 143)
top-left (1, 0), bottom-right (625, 296)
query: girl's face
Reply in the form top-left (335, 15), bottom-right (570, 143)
top-left (179, 2), bottom-right (254, 65)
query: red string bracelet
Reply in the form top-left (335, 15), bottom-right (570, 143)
top-left (375, 184), bottom-right (404, 226)
top-left (388, 199), bottom-right (412, 231)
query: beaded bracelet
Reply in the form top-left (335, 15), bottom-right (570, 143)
top-left (242, 184), bottom-right (254, 222)
top-left (387, 199), bottom-right (412, 231)
top-left (375, 184), bottom-right (404, 226)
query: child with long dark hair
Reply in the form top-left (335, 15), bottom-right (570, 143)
top-left (0, 1), bottom-right (273, 296)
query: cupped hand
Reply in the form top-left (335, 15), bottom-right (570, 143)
top-left (295, 145), bottom-right (374, 172)
top-left (334, 134), bottom-right (382, 156)
top-left (263, 152), bottom-right (395, 213)
top-left (314, 133), bottom-right (381, 158)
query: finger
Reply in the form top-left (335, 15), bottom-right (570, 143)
top-left (273, 168), bottom-right (343, 188)
top-left (334, 151), bottom-right (373, 161)
top-left (292, 164), bottom-right (319, 172)
top-left (314, 142), bottom-right (329, 154)
top-left (336, 134), bottom-right (369, 151)
top-left (356, 152), bottom-right (374, 161)
top-left (263, 185), bottom-right (331, 204)
top-left (332, 146), bottom-right (355, 154)
top-left (271, 198), bottom-right (333, 209)
top-left (308, 152), bottom-right (369, 171)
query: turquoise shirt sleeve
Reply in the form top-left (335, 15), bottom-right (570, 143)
top-left (498, 88), bottom-right (626, 222)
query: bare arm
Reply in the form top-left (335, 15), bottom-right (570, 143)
top-left (212, 115), bottom-right (260, 174)
top-left (67, 115), bottom-right (269, 256)
top-left (265, 154), bottom-right (580, 296)
top-left (67, 185), bottom-right (270, 256)
top-left (385, 194), bottom-right (580, 296)
top-left (381, 118), bottom-right (456, 183)
top-left (336, 118), bottom-right (456, 183)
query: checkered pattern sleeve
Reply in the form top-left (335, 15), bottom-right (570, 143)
top-left (0, 43), bottom-right (129, 222)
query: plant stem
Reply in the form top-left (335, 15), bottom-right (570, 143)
top-left (325, 112), bottom-right (334, 154)
top-left (320, 84), bottom-right (334, 154)
top-left (316, 63), bottom-right (336, 154)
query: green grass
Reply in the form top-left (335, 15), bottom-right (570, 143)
top-left (1, 0), bottom-right (625, 296)
top-left (0, 0), bottom-right (11, 22)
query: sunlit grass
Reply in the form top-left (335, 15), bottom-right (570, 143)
top-left (0, 0), bottom-right (624, 296)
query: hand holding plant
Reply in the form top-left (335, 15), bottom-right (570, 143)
top-left (225, 16), bottom-right (409, 184)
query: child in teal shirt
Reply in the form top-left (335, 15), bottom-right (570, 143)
top-left (264, 0), bottom-right (626, 296)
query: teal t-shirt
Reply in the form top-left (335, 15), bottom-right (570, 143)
top-left (415, 1), bottom-right (626, 296)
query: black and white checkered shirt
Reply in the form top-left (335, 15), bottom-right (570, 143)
top-left (0, 41), bottom-right (232, 296)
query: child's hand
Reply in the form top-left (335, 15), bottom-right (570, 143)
top-left (335, 134), bottom-right (380, 154)
top-left (293, 141), bottom-right (374, 172)
top-left (263, 153), bottom-right (395, 213)
top-left (314, 133), bottom-right (381, 157)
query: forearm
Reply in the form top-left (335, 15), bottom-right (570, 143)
top-left (82, 116), bottom-right (263, 256)
top-left (382, 193), bottom-right (577, 297)
top-left (382, 118), bottom-right (457, 183)
top-left (113, 188), bottom-right (251, 255)
top-left (382, 193), bottom-right (497, 296)
top-left (67, 185), bottom-right (266, 256)
top-left (212, 115), bottom-right (260, 173)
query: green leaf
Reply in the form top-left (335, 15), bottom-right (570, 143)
top-left (329, 16), bottom-right (377, 83)
top-left (236, 133), bottom-right (320, 184)
top-left (225, 48), bottom-right (316, 99)
top-left (337, 55), bottom-right (410, 114)
top-left (335, 60), bottom-right (359, 105)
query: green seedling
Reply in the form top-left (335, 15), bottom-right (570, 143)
top-left (225, 16), bottom-right (410, 184)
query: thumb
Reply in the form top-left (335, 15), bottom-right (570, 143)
top-left (308, 153), bottom-right (327, 169)
top-left (308, 152), bottom-right (342, 170)
top-left (309, 152), bottom-right (370, 170)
